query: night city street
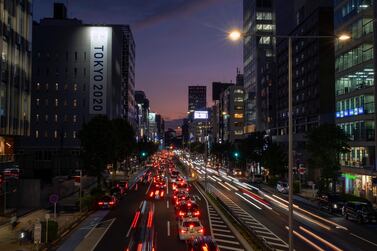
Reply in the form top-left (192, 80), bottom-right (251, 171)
top-left (1, 1), bottom-right (377, 251)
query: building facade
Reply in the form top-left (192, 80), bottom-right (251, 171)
top-left (20, 3), bottom-right (136, 177)
top-left (0, 0), bottom-right (32, 215)
top-left (188, 85), bottom-right (207, 112)
top-left (135, 90), bottom-right (150, 141)
top-left (219, 85), bottom-right (245, 142)
top-left (274, 1), bottom-right (335, 178)
top-left (243, 0), bottom-right (276, 134)
top-left (334, 0), bottom-right (377, 202)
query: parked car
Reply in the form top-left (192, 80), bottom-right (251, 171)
top-left (317, 193), bottom-right (346, 214)
top-left (343, 201), bottom-right (377, 223)
top-left (276, 181), bottom-right (289, 193)
top-left (178, 217), bottom-right (204, 240)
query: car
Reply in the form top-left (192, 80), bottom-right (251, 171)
top-left (232, 168), bottom-right (242, 176)
top-left (176, 202), bottom-right (200, 219)
top-left (178, 217), bottom-right (204, 240)
top-left (172, 191), bottom-right (191, 205)
top-left (175, 181), bottom-right (190, 193)
top-left (317, 193), bottom-right (346, 214)
top-left (276, 181), bottom-right (289, 193)
top-left (189, 236), bottom-right (219, 251)
top-left (148, 185), bottom-right (166, 200)
top-left (97, 195), bottom-right (118, 209)
top-left (343, 201), bottom-right (377, 223)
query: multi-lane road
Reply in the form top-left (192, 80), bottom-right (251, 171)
top-left (178, 153), bottom-right (377, 251)
top-left (56, 161), bottom-right (247, 251)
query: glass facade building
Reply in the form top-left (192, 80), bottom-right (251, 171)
top-left (334, 0), bottom-right (377, 202)
top-left (243, 0), bottom-right (276, 134)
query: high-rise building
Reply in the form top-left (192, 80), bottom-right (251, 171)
top-left (20, 3), bottom-right (136, 176)
top-left (135, 90), bottom-right (150, 141)
top-left (243, 0), bottom-right (276, 134)
top-left (274, 0), bottom-right (335, 177)
top-left (188, 86), bottom-right (207, 112)
top-left (219, 85), bottom-right (245, 142)
top-left (334, 0), bottom-right (377, 200)
top-left (0, 0), bottom-right (32, 215)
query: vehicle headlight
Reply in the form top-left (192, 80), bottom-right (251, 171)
top-left (333, 204), bottom-right (338, 209)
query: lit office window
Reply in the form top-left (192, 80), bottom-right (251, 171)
top-left (36, 83), bottom-right (40, 90)
top-left (234, 113), bottom-right (244, 119)
top-left (54, 130), bottom-right (58, 138)
top-left (55, 98), bottom-right (58, 106)
top-left (73, 115), bottom-right (77, 123)
top-left (55, 83), bottom-right (59, 90)
top-left (54, 114), bottom-right (58, 122)
top-left (73, 99), bottom-right (77, 107)
top-left (35, 130), bottom-right (39, 138)
top-left (36, 114), bottom-right (39, 121)
top-left (73, 131), bottom-right (77, 139)
top-left (74, 84), bottom-right (78, 91)
top-left (36, 98), bottom-right (40, 106)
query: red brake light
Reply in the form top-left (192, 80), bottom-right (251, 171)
top-left (194, 211), bottom-right (200, 216)
top-left (180, 229), bottom-right (187, 233)
top-left (98, 202), bottom-right (104, 205)
top-left (161, 191), bottom-right (164, 197)
top-left (199, 228), bottom-right (204, 233)
top-left (150, 191), bottom-right (154, 197)
top-left (109, 201), bottom-right (115, 205)
top-left (179, 211), bottom-right (185, 216)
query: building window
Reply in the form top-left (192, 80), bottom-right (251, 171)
top-left (44, 131), bottom-right (48, 138)
top-left (54, 114), bottom-right (58, 122)
top-left (64, 100), bottom-right (68, 106)
top-left (73, 115), bottom-right (77, 123)
top-left (46, 83), bottom-right (49, 90)
top-left (259, 36), bottom-right (271, 45)
top-left (55, 98), bottom-right (58, 106)
top-left (234, 113), bottom-right (244, 119)
top-left (36, 98), bottom-right (40, 106)
top-left (74, 84), bottom-right (78, 91)
top-left (64, 84), bottom-right (68, 90)
top-left (55, 83), bottom-right (58, 90)
top-left (73, 131), bottom-right (77, 139)
top-left (36, 114), bottom-right (39, 122)
top-left (64, 115), bottom-right (68, 122)
top-left (36, 82), bottom-right (40, 90)
top-left (45, 114), bottom-right (48, 122)
top-left (73, 99), bottom-right (77, 107)
top-left (45, 99), bottom-right (49, 106)
top-left (54, 130), bottom-right (58, 139)
top-left (35, 130), bottom-right (39, 138)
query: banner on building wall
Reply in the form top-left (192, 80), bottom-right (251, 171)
top-left (89, 27), bottom-right (111, 115)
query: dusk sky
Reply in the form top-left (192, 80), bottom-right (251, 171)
top-left (34, 0), bottom-right (243, 121)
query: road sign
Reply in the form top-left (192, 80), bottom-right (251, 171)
top-left (298, 167), bottom-right (306, 175)
top-left (49, 194), bottom-right (59, 204)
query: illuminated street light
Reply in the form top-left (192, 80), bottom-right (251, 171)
top-left (228, 30), bottom-right (242, 41)
top-left (338, 34), bottom-right (351, 41)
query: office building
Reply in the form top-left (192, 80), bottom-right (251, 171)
top-left (188, 86), bottom-right (207, 112)
top-left (219, 85), bottom-right (245, 142)
top-left (20, 3), bottom-right (136, 176)
top-left (135, 90), bottom-right (150, 141)
top-left (334, 0), bottom-right (377, 201)
top-left (243, 0), bottom-right (276, 134)
top-left (0, 0), bottom-right (32, 215)
top-left (274, 1), bottom-right (335, 176)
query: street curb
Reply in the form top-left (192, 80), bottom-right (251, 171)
top-left (193, 182), bottom-right (255, 251)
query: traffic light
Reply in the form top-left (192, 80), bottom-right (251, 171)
top-left (233, 151), bottom-right (240, 159)
top-left (141, 151), bottom-right (147, 158)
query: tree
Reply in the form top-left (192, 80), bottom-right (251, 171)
top-left (111, 118), bottom-right (136, 171)
top-left (306, 124), bottom-right (350, 192)
top-left (79, 116), bottom-right (114, 185)
top-left (238, 132), bottom-right (266, 164)
top-left (135, 139), bottom-right (159, 162)
top-left (262, 143), bottom-right (287, 177)
top-left (189, 142), bottom-right (205, 154)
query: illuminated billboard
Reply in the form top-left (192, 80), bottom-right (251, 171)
top-left (89, 27), bottom-right (112, 114)
top-left (194, 111), bottom-right (208, 119)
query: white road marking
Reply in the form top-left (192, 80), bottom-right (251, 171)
top-left (214, 233), bottom-right (236, 238)
top-left (167, 200), bottom-right (169, 209)
top-left (145, 180), bottom-right (153, 195)
top-left (215, 239), bottom-right (241, 245)
top-left (350, 233), bottom-right (377, 247)
top-left (167, 221), bottom-right (170, 236)
top-left (90, 218), bottom-right (115, 251)
top-left (213, 228), bottom-right (231, 233)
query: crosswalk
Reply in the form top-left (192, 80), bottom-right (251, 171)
top-left (208, 204), bottom-right (245, 251)
top-left (210, 185), bottom-right (289, 251)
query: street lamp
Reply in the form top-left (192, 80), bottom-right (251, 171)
top-left (228, 29), bottom-right (350, 251)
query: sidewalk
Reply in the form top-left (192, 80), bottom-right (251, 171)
top-left (0, 207), bottom-right (85, 251)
